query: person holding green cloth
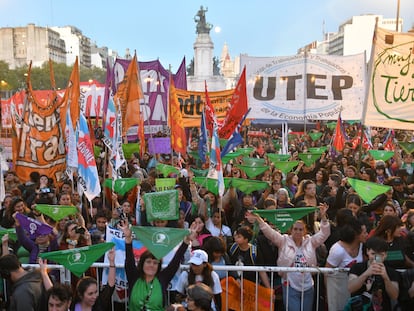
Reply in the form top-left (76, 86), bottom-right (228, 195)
top-left (119, 220), bottom-right (194, 311)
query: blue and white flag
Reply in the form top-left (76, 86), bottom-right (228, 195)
top-left (77, 114), bottom-right (101, 201)
top-left (198, 109), bottom-right (209, 163)
top-left (208, 124), bottom-right (224, 197)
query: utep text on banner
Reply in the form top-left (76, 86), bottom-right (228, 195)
top-left (240, 53), bottom-right (366, 121)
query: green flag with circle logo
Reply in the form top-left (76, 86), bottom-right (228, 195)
top-left (143, 190), bottom-right (179, 222)
top-left (35, 205), bottom-right (78, 221)
top-left (130, 226), bottom-right (190, 259)
top-left (398, 142), bottom-right (414, 154)
top-left (230, 178), bottom-right (269, 194)
top-left (253, 207), bottom-right (317, 233)
top-left (237, 165), bottom-right (270, 179)
top-left (298, 153), bottom-right (322, 167)
top-left (104, 178), bottom-right (140, 195)
top-left (238, 147), bottom-right (254, 155)
top-left (368, 150), bottom-right (394, 161)
top-left (222, 151), bottom-right (242, 164)
top-left (272, 161), bottom-right (299, 174)
top-left (242, 157), bottom-right (266, 166)
top-left (308, 147), bottom-right (328, 154)
top-left (156, 163), bottom-right (180, 177)
top-left (347, 178), bottom-right (391, 203)
top-left (308, 132), bottom-right (323, 141)
top-left (39, 242), bottom-right (115, 277)
top-left (267, 153), bottom-right (291, 163)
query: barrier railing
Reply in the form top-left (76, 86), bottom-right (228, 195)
top-left (2, 264), bottom-right (351, 311)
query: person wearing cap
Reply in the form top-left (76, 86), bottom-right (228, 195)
top-left (186, 283), bottom-right (214, 311)
top-left (175, 249), bottom-right (222, 311)
top-left (391, 176), bottom-right (413, 207)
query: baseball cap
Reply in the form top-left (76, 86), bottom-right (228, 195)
top-left (392, 177), bottom-right (403, 186)
top-left (188, 249), bottom-right (208, 265)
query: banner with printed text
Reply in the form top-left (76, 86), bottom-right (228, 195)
top-left (11, 90), bottom-right (67, 183)
top-left (175, 88), bottom-right (234, 127)
top-left (364, 27), bottom-right (414, 130)
top-left (240, 53), bottom-right (366, 121)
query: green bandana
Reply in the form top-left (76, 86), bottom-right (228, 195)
top-left (347, 178), bottom-right (391, 203)
top-left (253, 207), bottom-right (317, 233)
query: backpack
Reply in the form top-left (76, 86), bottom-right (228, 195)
top-left (229, 243), bottom-right (256, 263)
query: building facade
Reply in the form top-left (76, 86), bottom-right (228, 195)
top-left (0, 23), bottom-right (66, 69)
top-left (51, 26), bottom-right (92, 67)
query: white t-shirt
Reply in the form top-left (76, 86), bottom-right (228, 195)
top-left (206, 218), bottom-right (232, 237)
top-left (176, 270), bottom-right (222, 295)
top-left (326, 242), bottom-right (363, 268)
top-left (176, 270), bottom-right (222, 311)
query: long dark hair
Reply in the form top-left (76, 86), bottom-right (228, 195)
top-left (373, 215), bottom-right (402, 240)
top-left (188, 262), bottom-right (214, 287)
top-left (73, 276), bottom-right (97, 305)
top-left (136, 250), bottom-right (162, 279)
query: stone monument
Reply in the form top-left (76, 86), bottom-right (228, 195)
top-left (187, 6), bottom-right (226, 91)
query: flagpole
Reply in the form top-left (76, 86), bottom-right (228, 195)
top-left (356, 123), bottom-right (365, 172)
top-left (303, 50), bottom-right (308, 134)
top-left (168, 65), bottom-right (174, 166)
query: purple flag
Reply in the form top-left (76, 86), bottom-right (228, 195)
top-left (148, 137), bottom-right (171, 154)
top-left (16, 213), bottom-right (53, 239)
top-left (112, 58), bottom-right (187, 135)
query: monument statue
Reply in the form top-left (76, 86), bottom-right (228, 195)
top-left (194, 6), bottom-right (213, 34)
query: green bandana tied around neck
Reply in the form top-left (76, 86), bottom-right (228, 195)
top-left (129, 278), bottom-right (163, 311)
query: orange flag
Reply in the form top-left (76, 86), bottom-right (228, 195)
top-left (221, 277), bottom-right (274, 311)
top-left (169, 79), bottom-right (187, 154)
top-left (61, 57), bottom-right (80, 131)
top-left (114, 53), bottom-right (144, 136)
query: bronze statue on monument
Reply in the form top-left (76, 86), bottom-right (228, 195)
top-left (194, 5), bottom-right (213, 34)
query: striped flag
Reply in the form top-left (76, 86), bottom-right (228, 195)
top-left (198, 109), bottom-right (209, 163)
top-left (208, 123), bottom-right (224, 197)
top-left (77, 114), bottom-right (101, 201)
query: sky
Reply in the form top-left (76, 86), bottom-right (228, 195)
top-left (2, 0), bottom-right (414, 71)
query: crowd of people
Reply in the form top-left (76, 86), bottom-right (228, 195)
top-left (2, 122), bottom-right (414, 310)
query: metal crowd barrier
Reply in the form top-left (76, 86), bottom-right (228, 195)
top-left (2, 264), bottom-right (351, 311)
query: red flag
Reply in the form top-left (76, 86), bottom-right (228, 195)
top-left (114, 53), bottom-right (144, 136)
top-left (61, 57), bottom-right (80, 131)
top-left (204, 82), bottom-right (217, 134)
top-left (218, 67), bottom-right (248, 138)
top-left (169, 79), bottom-right (187, 154)
top-left (351, 129), bottom-right (361, 150)
top-left (332, 113), bottom-right (345, 152)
